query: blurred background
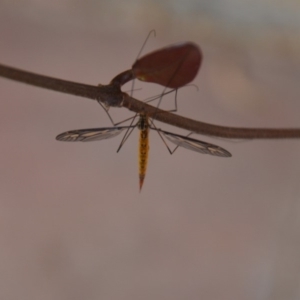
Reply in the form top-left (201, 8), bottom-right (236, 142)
top-left (1, 1), bottom-right (300, 299)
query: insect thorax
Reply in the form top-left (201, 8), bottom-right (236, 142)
top-left (138, 115), bottom-right (149, 131)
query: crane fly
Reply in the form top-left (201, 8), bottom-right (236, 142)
top-left (56, 40), bottom-right (229, 190)
top-left (56, 113), bottom-right (231, 191)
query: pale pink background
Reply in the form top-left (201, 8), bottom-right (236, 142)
top-left (1, 1), bottom-right (300, 300)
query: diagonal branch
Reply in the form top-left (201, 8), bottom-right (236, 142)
top-left (1, 63), bottom-right (300, 139)
top-left (0, 64), bottom-right (124, 107)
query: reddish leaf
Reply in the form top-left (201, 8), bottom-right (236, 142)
top-left (132, 42), bottom-right (202, 88)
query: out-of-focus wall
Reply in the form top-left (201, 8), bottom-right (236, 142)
top-left (0, 1), bottom-right (299, 300)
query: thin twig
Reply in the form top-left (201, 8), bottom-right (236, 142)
top-left (0, 64), bottom-right (124, 107)
top-left (122, 94), bottom-right (300, 139)
top-left (1, 63), bottom-right (300, 139)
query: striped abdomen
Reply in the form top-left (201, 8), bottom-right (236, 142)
top-left (138, 115), bottom-right (149, 191)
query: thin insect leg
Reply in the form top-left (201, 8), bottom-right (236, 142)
top-left (156, 89), bottom-right (178, 116)
top-left (145, 84), bottom-right (197, 107)
top-left (149, 119), bottom-right (174, 155)
top-left (135, 30), bottom-right (156, 61)
top-left (152, 48), bottom-right (199, 120)
top-left (97, 100), bottom-right (116, 125)
top-left (98, 86), bottom-right (181, 126)
top-left (150, 118), bottom-right (198, 155)
top-left (151, 55), bottom-right (186, 118)
top-left (116, 113), bottom-right (139, 152)
top-left (97, 95), bottom-right (138, 151)
top-left (187, 83), bottom-right (199, 92)
top-left (150, 88), bottom-right (178, 128)
top-left (130, 30), bottom-right (157, 98)
top-left (144, 89), bottom-right (176, 104)
top-left (121, 31), bottom-right (160, 151)
top-left (151, 83), bottom-right (199, 123)
top-left (123, 87), bottom-right (142, 94)
top-left (116, 125), bottom-right (136, 153)
top-left (153, 81), bottom-right (198, 115)
top-left (146, 84), bottom-right (197, 111)
top-left (114, 115), bottom-right (136, 126)
top-left (115, 88), bottom-right (178, 151)
top-left (153, 86), bottom-right (169, 117)
top-left (97, 100), bottom-right (139, 127)
top-left (169, 132), bottom-right (194, 154)
top-left (171, 88), bottom-right (178, 113)
top-left (147, 81), bottom-right (203, 154)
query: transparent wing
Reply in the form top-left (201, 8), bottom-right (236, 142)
top-left (56, 126), bottom-right (130, 142)
top-left (159, 130), bottom-right (232, 157)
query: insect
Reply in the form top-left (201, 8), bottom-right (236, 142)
top-left (56, 41), bottom-right (230, 190)
top-left (56, 113), bottom-right (231, 191)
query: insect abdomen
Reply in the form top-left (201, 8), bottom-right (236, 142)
top-left (139, 126), bottom-right (149, 191)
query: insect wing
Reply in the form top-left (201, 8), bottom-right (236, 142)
top-left (56, 127), bottom-right (129, 142)
top-left (132, 42), bottom-right (202, 88)
top-left (159, 130), bottom-right (231, 157)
